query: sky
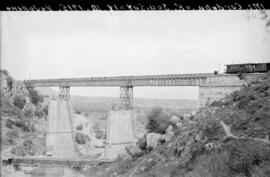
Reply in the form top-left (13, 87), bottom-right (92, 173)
top-left (1, 11), bottom-right (270, 99)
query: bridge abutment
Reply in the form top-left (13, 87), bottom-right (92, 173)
top-left (198, 86), bottom-right (242, 107)
top-left (198, 74), bottom-right (265, 107)
top-left (104, 110), bottom-right (137, 160)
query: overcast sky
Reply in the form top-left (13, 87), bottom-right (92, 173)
top-left (1, 11), bottom-right (270, 99)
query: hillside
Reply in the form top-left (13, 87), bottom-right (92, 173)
top-left (1, 70), bottom-right (48, 160)
top-left (85, 73), bottom-right (270, 177)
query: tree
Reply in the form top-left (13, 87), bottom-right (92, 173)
top-left (13, 95), bottom-right (26, 109)
top-left (1, 69), bottom-right (9, 76)
top-left (23, 103), bottom-right (35, 118)
top-left (146, 107), bottom-right (171, 134)
top-left (27, 88), bottom-right (43, 105)
top-left (6, 76), bottom-right (13, 90)
top-left (75, 132), bottom-right (90, 144)
top-left (76, 124), bottom-right (83, 131)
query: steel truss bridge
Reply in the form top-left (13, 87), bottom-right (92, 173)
top-left (24, 73), bottom-right (213, 87)
top-left (24, 73), bottom-right (214, 109)
top-left (3, 157), bottom-right (111, 171)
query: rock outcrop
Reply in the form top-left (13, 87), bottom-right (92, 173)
top-left (1, 70), bottom-right (28, 97)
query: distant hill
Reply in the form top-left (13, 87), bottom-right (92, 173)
top-left (36, 87), bottom-right (198, 111)
top-left (134, 98), bottom-right (198, 109)
top-left (71, 95), bottom-right (198, 113)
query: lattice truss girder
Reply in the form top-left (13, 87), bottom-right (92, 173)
top-left (59, 86), bottom-right (70, 99)
top-left (119, 86), bottom-right (133, 109)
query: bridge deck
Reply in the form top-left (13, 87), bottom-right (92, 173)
top-left (24, 73), bottom-right (215, 87)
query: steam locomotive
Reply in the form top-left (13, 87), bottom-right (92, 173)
top-left (225, 63), bottom-right (270, 74)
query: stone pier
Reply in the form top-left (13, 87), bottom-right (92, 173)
top-left (46, 98), bottom-right (77, 158)
top-left (104, 110), bottom-right (137, 160)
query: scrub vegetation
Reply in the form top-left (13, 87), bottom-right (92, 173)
top-left (85, 73), bottom-right (270, 177)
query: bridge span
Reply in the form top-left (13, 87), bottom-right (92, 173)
top-left (24, 73), bottom-right (250, 109)
top-left (24, 73), bottom-right (213, 87)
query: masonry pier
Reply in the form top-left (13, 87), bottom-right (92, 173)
top-left (104, 110), bottom-right (137, 160)
top-left (46, 86), bottom-right (77, 158)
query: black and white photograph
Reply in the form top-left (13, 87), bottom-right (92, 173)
top-left (1, 8), bottom-right (270, 177)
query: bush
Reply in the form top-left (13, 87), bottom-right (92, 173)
top-left (0, 97), bottom-right (14, 114)
top-left (23, 139), bottom-right (34, 147)
top-left (75, 110), bottom-right (81, 114)
top-left (75, 132), bottom-right (90, 144)
top-left (12, 107), bottom-right (24, 119)
top-left (199, 115), bottom-right (224, 141)
top-left (115, 158), bottom-right (134, 175)
top-left (34, 105), bottom-right (45, 118)
top-left (11, 140), bottom-right (36, 156)
top-left (237, 72), bottom-right (245, 80)
top-left (76, 124), bottom-right (83, 131)
top-left (5, 119), bottom-right (14, 128)
top-left (137, 136), bottom-right (147, 151)
top-left (6, 129), bottom-right (19, 139)
top-left (11, 146), bottom-right (26, 156)
top-left (146, 107), bottom-right (171, 134)
top-left (210, 100), bottom-right (223, 107)
top-left (1, 69), bottom-right (9, 75)
top-left (35, 109), bottom-right (44, 118)
top-left (6, 76), bottom-right (14, 90)
top-left (43, 105), bottom-right (48, 116)
top-left (27, 87), bottom-right (43, 105)
top-left (12, 95), bottom-right (26, 109)
top-left (14, 120), bottom-right (32, 132)
top-left (251, 161), bottom-right (270, 177)
top-left (23, 103), bottom-right (35, 118)
top-left (226, 139), bottom-right (270, 176)
top-left (191, 151), bottom-right (230, 177)
top-left (95, 129), bottom-right (106, 139)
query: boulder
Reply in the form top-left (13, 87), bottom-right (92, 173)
top-left (183, 114), bottom-right (191, 120)
top-left (164, 125), bottom-right (175, 141)
top-left (191, 110), bottom-right (197, 116)
top-left (125, 144), bottom-right (143, 158)
top-left (146, 133), bottom-right (162, 148)
top-left (176, 122), bottom-right (183, 129)
top-left (170, 115), bottom-right (180, 124)
top-left (166, 125), bottom-right (174, 135)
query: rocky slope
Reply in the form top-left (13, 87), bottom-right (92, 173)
top-left (1, 69), bottom-right (48, 160)
top-left (85, 73), bottom-right (270, 177)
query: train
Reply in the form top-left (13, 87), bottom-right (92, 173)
top-left (225, 63), bottom-right (270, 74)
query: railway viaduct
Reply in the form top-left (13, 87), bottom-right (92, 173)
top-left (23, 73), bottom-right (264, 160)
